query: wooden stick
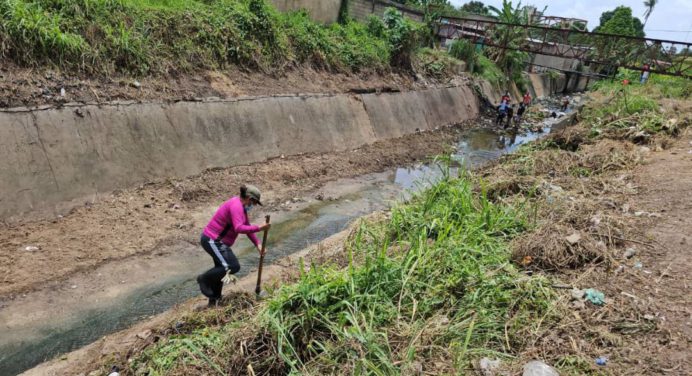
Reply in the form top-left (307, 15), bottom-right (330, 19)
top-left (255, 215), bottom-right (271, 296)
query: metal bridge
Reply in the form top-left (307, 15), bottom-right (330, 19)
top-left (436, 17), bottom-right (692, 79)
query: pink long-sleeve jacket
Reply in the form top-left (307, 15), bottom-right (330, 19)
top-left (203, 196), bottom-right (261, 247)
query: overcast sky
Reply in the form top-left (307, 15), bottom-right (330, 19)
top-left (448, 0), bottom-right (692, 42)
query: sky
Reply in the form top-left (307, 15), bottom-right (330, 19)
top-left (448, 0), bottom-right (692, 43)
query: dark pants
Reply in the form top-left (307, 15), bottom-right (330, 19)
top-left (198, 234), bottom-right (240, 300)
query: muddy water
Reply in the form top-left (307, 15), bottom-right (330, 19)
top-left (3, 116), bottom-right (570, 375)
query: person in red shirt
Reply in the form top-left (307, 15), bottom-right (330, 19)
top-left (523, 91), bottom-right (532, 106)
top-left (640, 63), bottom-right (651, 84)
top-left (500, 91), bottom-right (511, 105)
top-left (197, 184), bottom-right (270, 306)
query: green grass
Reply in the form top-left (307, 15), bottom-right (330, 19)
top-left (128, 171), bottom-right (558, 375)
top-left (475, 54), bottom-right (506, 87)
top-left (0, 0), bottom-right (423, 75)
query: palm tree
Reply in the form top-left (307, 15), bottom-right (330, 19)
top-left (642, 0), bottom-right (658, 27)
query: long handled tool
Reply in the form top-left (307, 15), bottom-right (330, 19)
top-left (255, 215), bottom-right (271, 296)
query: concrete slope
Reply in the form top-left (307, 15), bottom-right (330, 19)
top-left (0, 86), bottom-right (479, 220)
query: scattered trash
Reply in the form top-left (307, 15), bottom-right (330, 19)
top-left (634, 211), bottom-right (646, 217)
top-left (624, 248), bottom-right (637, 259)
top-left (614, 265), bottom-right (625, 274)
top-left (108, 365), bottom-right (120, 376)
top-left (589, 215), bottom-right (601, 226)
top-left (523, 360), bottom-right (559, 376)
top-left (479, 357), bottom-right (502, 376)
top-left (131, 80), bottom-right (141, 89)
top-left (570, 288), bottom-right (585, 300)
top-left (24, 245), bottom-right (40, 252)
top-left (565, 233), bottom-right (581, 245)
top-left (643, 314), bottom-right (655, 321)
top-left (584, 288), bottom-right (606, 305)
top-left (595, 356), bottom-right (608, 366)
top-left (521, 255), bottom-right (534, 266)
top-left (60, 87), bottom-right (66, 97)
top-left (70, 285), bottom-right (77, 289)
top-left (570, 300), bottom-right (585, 309)
top-left (634, 262), bottom-right (643, 269)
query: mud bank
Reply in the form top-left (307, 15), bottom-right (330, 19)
top-left (0, 85), bottom-right (479, 221)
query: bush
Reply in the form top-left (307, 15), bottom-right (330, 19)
top-left (449, 39), bottom-right (477, 72)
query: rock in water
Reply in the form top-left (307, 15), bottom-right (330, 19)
top-left (523, 360), bottom-right (559, 376)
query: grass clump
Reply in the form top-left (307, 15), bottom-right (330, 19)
top-left (255, 172), bottom-right (556, 374)
top-left (0, 0), bottom-right (424, 76)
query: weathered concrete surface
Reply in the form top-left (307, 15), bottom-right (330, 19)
top-left (0, 87), bottom-right (479, 220)
top-left (270, 0), bottom-right (341, 23)
top-left (527, 72), bottom-right (568, 99)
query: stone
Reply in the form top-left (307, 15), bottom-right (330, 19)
top-left (565, 233), bottom-right (581, 245)
top-left (479, 357), bottom-right (502, 376)
top-left (624, 248), bottom-right (637, 259)
top-left (523, 360), bottom-right (559, 376)
top-left (131, 80), bottom-right (141, 89)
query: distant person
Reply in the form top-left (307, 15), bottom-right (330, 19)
top-left (501, 91), bottom-right (511, 105)
top-left (505, 104), bottom-right (515, 129)
top-left (197, 185), bottom-right (270, 307)
top-left (523, 91), bottom-right (532, 107)
top-left (640, 63), bottom-right (651, 84)
top-left (560, 96), bottom-right (570, 112)
top-left (496, 101), bottom-right (508, 126)
top-left (516, 102), bottom-right (526, 124)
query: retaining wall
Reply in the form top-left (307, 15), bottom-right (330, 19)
top-left (0, 86), bottom-right (479, 220)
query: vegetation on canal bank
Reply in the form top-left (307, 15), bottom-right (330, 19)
top-left (95, 72), bottom-right (689, 376)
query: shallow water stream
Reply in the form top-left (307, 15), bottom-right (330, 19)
top-left (2, 108), bottom-right (574, 375)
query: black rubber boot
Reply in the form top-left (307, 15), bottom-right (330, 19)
top-left (197, 275), bottom-right (214, 298)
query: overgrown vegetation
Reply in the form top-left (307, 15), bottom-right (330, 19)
top-left (585, 69), bottom-right (691, 141)
top-left (0, 0), bottom-right (429, 76)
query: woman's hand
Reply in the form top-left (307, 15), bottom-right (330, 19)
top-left (259, 222), bottom-right (271, 231)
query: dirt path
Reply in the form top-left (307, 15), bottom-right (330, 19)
top-left (618, 134), bottom-right (692, 374)
top-left (0, 123), bottom-right (468, 300)
top-left (0, 65), bottom-right (460, 108)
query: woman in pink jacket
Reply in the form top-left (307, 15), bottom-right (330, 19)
top-left (197, 185), bottom-right (270, 306)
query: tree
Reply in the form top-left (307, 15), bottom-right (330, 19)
top-left (484, 0), bottom-right (537, 86)
top-left (642, 0), bottom-right (658, 27)
top-left (594, 8), bottom-right (645, 37)
top-left (460, 1), bottom-right (490, 16)
top-left (591, 7), bottom-right (647, 74)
